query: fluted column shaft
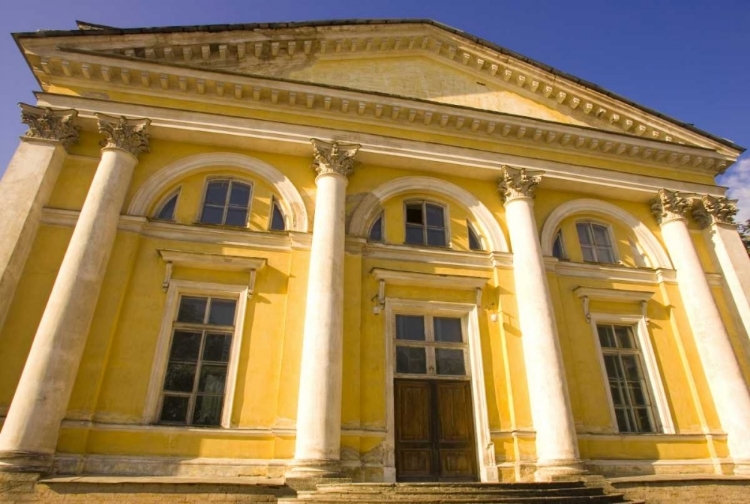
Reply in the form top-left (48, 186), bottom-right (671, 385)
top-left (0, 115), bottom-right (149, 472)
top-left (653, 190), bottom-right (750, 474)
top-left (499, 167), bottom-right (582, 481)
top-left (0, 104), bottom-right (78, 333)
top-left (289, 139), bottom-right (360, 478)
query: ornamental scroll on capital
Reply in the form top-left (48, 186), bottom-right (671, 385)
top-left (650, 189), bottom-right (692, 225)
top-left (96, 113), bottom-right (151, 158)
top-left (20, 103), bottom-right (79, 150)
top-left (497, 165), bottom-right (542, 203)
top-left (311, 138), bottom-right (361, 177)
top-left (692, 195), bottom-right (738, 228)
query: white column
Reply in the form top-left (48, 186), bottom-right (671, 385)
top-left (499, 166), bottom-right (583, 481)
top-left (0, 104), bottom-right (78, 333)
top-left (0, 114), bottom-right (150, 472)
top-left (288, 139), bottom-right (360, 479)
top-left (653, 189), bottom-right (750, 475)
top-left (694, 195), bottom-right (750, 339)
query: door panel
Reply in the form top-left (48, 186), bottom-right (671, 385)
top-left (395, 380), bottom-right (435, 480)
top-left (435, 381), bottom-right (477, 480)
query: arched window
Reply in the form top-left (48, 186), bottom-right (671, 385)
top-left (154, 190), bottom-right (179, 221)
top-left (405, 201), bottom-right (447, 247)
top-left (576, 221), bottom-right (616, 263)
top-left (552, 230), bottom-right (567, 260)
top-left (200, 179), bottom-right (252, 227)
top-left (269, 198), bottom-right (286, 231)
top-left (369, 213), bottom-right (384, 242)
top-left (467, 221), bottom-right (482, 251)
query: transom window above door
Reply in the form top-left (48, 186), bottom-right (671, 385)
top-left (404, 201), bottom-right (447, 247)
top-left (394, 314), bottom-right (468, 378)
top-left (200, 179), bottom-right (252, 227)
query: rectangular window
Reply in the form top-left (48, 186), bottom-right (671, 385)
top-left (200, 180), bottom-right (252, 227)
top-left (597, 324), bottom-right (656, 433)
top-left (159, 295), bottom-right (237, 426)
top-left (394, 314), bottom-right (467, 378)
top-left (576, 222), bottom-right (616, 263)
top-left (404, 201), bottom-right (447, 247)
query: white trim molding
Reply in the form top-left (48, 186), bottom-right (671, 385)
top-left (349, 176), bottom-right (509, 253)
top-left (157, 249), bottom-right (266, 295)
top-left (127, 152), bottom-right (309, 232)
top-left (540, 199), bottom-right (673, 269)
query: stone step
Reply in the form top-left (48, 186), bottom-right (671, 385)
top-left (315, 482), bottom-right (586, 492)
top-left (297, 487), bottom-right (605, 499)
top-left (280, 495), bottom-right (630, 504)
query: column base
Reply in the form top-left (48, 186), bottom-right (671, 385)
top-left (534, 458), bottom-right (587, 482)
top-left (0, 450), bottom-right (53, 473)
top-left (285, 459), bottom-right (350, 491)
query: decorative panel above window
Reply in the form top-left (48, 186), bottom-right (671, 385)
top-left (404, 201), bottom-right (447, 247)
top-left (576, 221), bottom-right (616, 263)
top-left (200, 179), bottom-right (252, 227)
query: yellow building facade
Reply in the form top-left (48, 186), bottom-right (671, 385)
top-left (1, 19), bottom-right (750, 486)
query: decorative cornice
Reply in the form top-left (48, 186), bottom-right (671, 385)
top-left (650, 189), bottom-right (692, 225)
top-left (498, 165), bottom-right (542, 203)
top-left (96, 113), bottom-right (151, 157)
top-left (311, 138), bottom-right (360, 177)
top-left (19, 103), bottom-right (79, 149)
top-left (692, 195), bottom-right (738, 229)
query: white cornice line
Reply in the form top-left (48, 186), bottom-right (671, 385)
top-left (35, 94), bottom-right (728, 201)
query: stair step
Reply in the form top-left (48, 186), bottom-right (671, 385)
top-left (282, 496), bottom-right (628, 504)
top-left (315, 482), bottom-right (586, 492)
top-left (298, 487), bottom-right (605, 499)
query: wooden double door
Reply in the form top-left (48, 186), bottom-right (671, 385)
top-left (394, 378), bottom-right (478, 482)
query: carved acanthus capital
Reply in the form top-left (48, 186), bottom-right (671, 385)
top-left (311, 138), bottom-right (361, 177)
top-left (692, 195), bottom-right (738, 228)
top-left (497, 165), bottom-right (542, 203)
top-left (20, 103), bottom-right (79, 149)
top-left (96, 113), bottom-right (151, 157)
top-left (650, 189), bottom-right (692, 225)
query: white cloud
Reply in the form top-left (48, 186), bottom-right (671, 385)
top-left (717, 154), bottom-right (750, 224)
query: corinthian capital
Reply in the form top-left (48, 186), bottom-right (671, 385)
top-left (20, 103), bottom-right (79, 149)
top-left (650, 189), bottom-right (692, 225)
top-left (692, 195), bottom-right (738, 228)
top-left (497, 165), bottom-right (542, 203)
top-left (96, 113), bottom-right (151, 157)
top-left (311, 138), bottom-right (361, 177)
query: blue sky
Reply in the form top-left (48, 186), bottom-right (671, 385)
top-left (2, 0), bottom-right (749, 220)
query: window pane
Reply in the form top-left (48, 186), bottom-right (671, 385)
top-left (598, 326), bottom-right (616, 348)
top-left (629, 384), bottom-right (648, 406)
top-left (468, 224), bottom-right (482, 251)
top-left (436, 348), bottom-right (466, 376)
top-left (405, 224), bottom-right (424, 244)
top-left (592, 224), bottom-right (611, 246)
top-left (271, 202), bottom-right (286, 231)
top-left (201, 205), bottom-right (224, 225)
top-left (396, 315), bottom-right (425, 341)
top-left (203, 333), bottom-right (232, 362)
top-left (426, 228), bottom-right (446, 247)
top-left (609, 382), bottom-right (625, 406)
top-left (434, 317), bottom-right (462, 343)
top-left (615, 408), bottom-right (632, 432)
top-left (368, 215), bottom-right (383, 241)
top-left (425, 204), bottom-right (444, 227)
top-left (156, 193), bottom-right (178, 221)
top-left (169, 331), bottom-right (202, 361)
top-left (208, 299), bottom-right (237, 326)
top-left (622, 355), bottom-right (643, 381)
top-left (177, 297), bottom-right (207, 323)
top-left (614, 326), bottom-right (635, 349)
top-left (163, 362), bottom-right (197, 392)
top-left (576, 223), bottom-right (592, 245)
top-left (552, 232), bottom-right (565, 259)
top-left (634, 408), bottom-right (654, 433)
top-left (396, 346), bottom-right (427, 374)
top-left (160, 395), bottom-right (189, 424)
top-left (205, 181), bottom-right (229, 205)
top-left (405, 204), bottom-right (423, 224)
top-left (596, 246), bottom-right (616, 264)
top-left (604, 354), bottom-right (621, 379)
top-left (581, 245), bottom-right (596, 262)
top-left (198, 364), bottom-right (227, 394)
top-left (229, 182), bottom-right (251, 206)
top-left (192, 395), bottom-right (223, 426)
top-left (224, 208), bottom-right (248, 226)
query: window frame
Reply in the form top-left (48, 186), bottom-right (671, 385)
top-left (589, 313), bottom-right (674, 435)
top-left (575, 220), bottom-right (618, 264)
top-left (467, 221), bottom-right (483, 251)
top-left (402, 199), bottom-right (450, 248)
top-left (152, 187), bottom-right (181, 222)
top-left (144, 280), bottom-right (249, 429)
top-left (268, 196), bottom-right (287, 232)
top-left (196, 177), bottom-right (254, 228)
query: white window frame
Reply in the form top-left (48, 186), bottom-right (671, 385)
top-left (195, 176), bottom-right (255, 227)
top-left (589, 312), bottom-right (674, 435)
top-left (143, 280), bottom-right (249, 428)
top-left (403, 200), bottom-right (451, 248)
top-left (575, 220), bottom-right (618, 264)
top-left (393, 314), bottom-right (471, 380)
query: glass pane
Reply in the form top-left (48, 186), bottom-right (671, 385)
top-left (229, 182), bottom-right (251, 206)
top-left (405, 204), bottom-right (423, 224)
top-left (614, 326), bottom-right (635, 349)
top-left (208, 299), bottom-right (236, 326)
top-left (156, 193), bottom-right (177, 221)
top-left (604, 354), bottom-right (621, 379)
top-left (596, 246), bottom-right (616, 264)
top-left (396, 315), bottom-right (425, 341)
top-left (203, 333), bottom-right (232, 362)
top-left (598, 325), bottom-right (616, 348)
top-left (576, 223), bottom-right (592, 245)
top-left (177, 297), bottom-right (207, 323)
top-left (405, 224), bottom-right (424, 244)
top-left (163, 362), bottom-right (196, 392)
top-left (436, 348), bottom-right (466, 376)
top-left (552, 232), bottom-right (565, 259)
top-left (434, 317), bottom-right (462, 343)
top-left (205, 181), bottom-right (229, 205)
top-left (198, 364), bottom-right (227, 394)
top-left (592, 224), bottom-right (611, 246)
top-left (201, 205), bottom-right (224, 225)
top-left (609, 382), bottom-right (625, 406)
top-left (615, 408), bottom-right (631, 432)
top-left (425, 204), bottom-right (444, 227)
top-left (169, 331), bottom-right (202, 361)
top-left (426, 228), bottom-right (446, 247)
top-left (468, 224), bottom-right (482, 251)
top-left (581, 245), bottom-right (596, 262)
top-left (622, 355), bottom-right (643, 381)
top-left (396, 346), bottom-right (427, 374)
top-left (629, 384), bottom-right (647, 406)
top-left (634, 408), bottom-right (654, 433)
top-left (224, 208), bottom-right (248, 226)
top-left (192, 395), bottom-right (223, 426)
top-left (369, 215), bottom-right (383, 241)
top-left (271, 203), bottom-right (286, 231)
top-left (160, 395), bottom-right (189, 424)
